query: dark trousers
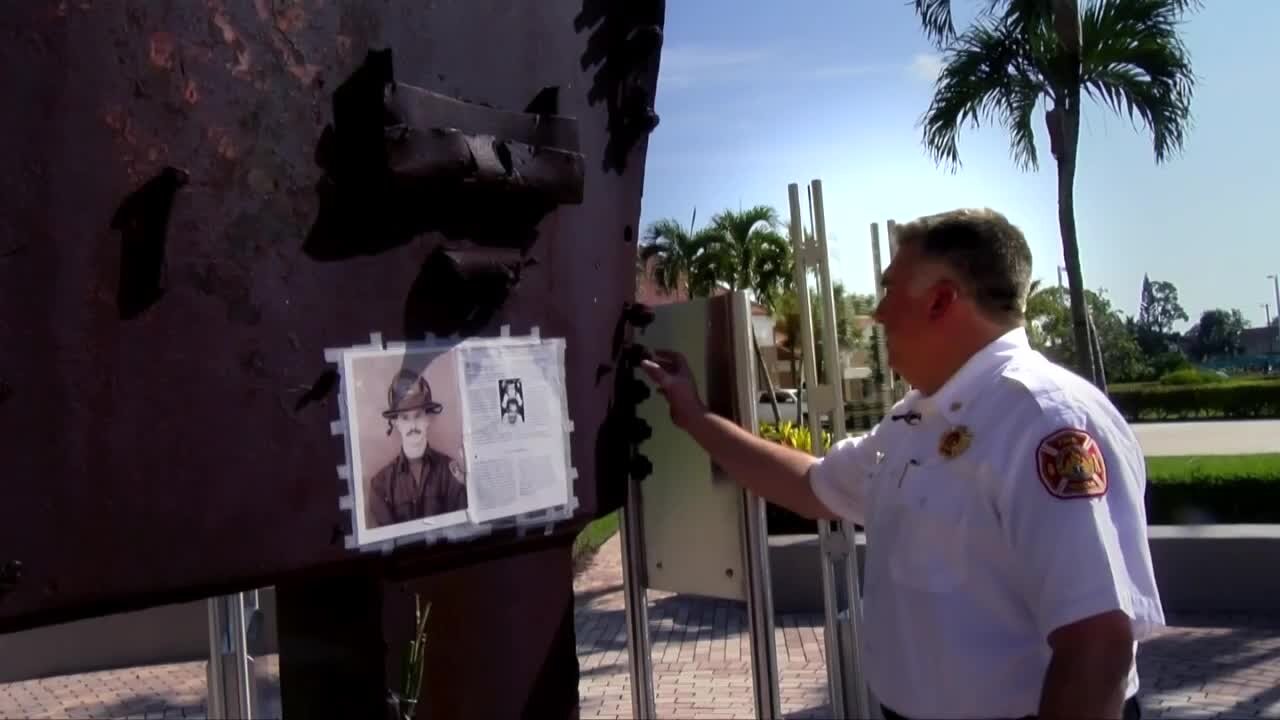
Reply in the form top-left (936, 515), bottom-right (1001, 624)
top-left (881, 696), bottom-right (1142, 720)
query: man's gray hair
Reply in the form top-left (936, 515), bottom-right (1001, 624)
top-left (893, 208), bottom-right (1033, 324)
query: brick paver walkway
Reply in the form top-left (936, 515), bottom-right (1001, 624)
top-left (2, 533), bottom-right (1279, 719)
top-left (574, 536), bottom-right (1280, 720)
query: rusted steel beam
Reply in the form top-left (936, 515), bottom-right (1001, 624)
top-left (0, 0), bottom-right (663, 629)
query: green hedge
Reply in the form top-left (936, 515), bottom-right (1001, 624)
top-left (1108, 380), bottom-right (1280, 421)
top-left (1146, 455), bottom-right (1280, 524)
top-left (1158, 368), bottom-right (1226, 386)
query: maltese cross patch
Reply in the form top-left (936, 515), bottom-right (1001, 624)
top-left (1036, 428), bottom-right (1107, 499)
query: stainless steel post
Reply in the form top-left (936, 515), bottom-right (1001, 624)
top-left (787, 183), bottom-right (847, 718)
top-left (619, 480), bottom-right (657, 720)
top-left (813, 180), bottom-right (871, 720)
top-left (207, 592), bottom-right (256, 719)
top-left (732, 291), bottom-right (783, 719)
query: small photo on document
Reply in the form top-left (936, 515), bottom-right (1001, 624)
top-left (498, 377), bottom-right (525, 425)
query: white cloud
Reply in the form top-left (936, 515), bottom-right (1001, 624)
top-left (812, 63), bottom-right (885, 79)
top-left (658, 45), bottom-right (770, 89)
top-left (908, 52), bottom-right (945, 82)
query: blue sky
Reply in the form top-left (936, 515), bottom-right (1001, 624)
top-left (636, 0), bottom-right (1280, 330)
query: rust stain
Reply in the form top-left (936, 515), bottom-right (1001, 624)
top-left (266, 2), bottom-right (317, 88)
top-left (230, 48), bottom-right (252, 79)
top-left (208, 128), bottom-right (239, 160)
top-left (210, 9), bottom-right (236, 44)
top-left (148, 31), bottom-right (177, 70)
top-left (275, 4), bottom-right (307, 33)
top-left (288, 63), bottom-right (321, 85)
top-left (103, 108), bottom-right (137, 146)
top-left (208, 2), bottom-right (254, 80)
top-left (103, 107), bottom-right (126, 132)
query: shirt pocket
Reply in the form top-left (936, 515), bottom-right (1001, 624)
top-left (885, 459), bottom-right (970, 593)
top-left (393, 498), bottom-right (419, 524)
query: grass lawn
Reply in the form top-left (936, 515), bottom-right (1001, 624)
top-left (1145, 453), bottom-right (1280, 524)
top-left (1146, 453), bottom-right (1280, 483)
top-left (572, 510), bottom-right (619, 567)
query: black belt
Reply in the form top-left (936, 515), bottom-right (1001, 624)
top-left (881, 696), bottom-right (1142, 720)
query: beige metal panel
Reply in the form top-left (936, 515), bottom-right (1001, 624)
top-left (635, 295), bottom-right (749, 602)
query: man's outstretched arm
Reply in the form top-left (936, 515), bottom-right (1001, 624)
top-left (640, 352), bottom-right (836, 520)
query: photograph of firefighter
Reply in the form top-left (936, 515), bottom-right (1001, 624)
top-left (343, 347), bottom-right (469, 537)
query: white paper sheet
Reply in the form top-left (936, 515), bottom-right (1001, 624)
top-left (456, 337), bottom-right (571, 523)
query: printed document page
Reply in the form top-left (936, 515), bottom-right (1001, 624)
top-left (456, 338), bottom-right (571, 523)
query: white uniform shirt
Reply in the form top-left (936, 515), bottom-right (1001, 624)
top-left (810, 327), bottom-right (1165, 719)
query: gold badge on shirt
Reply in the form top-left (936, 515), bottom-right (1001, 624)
top-left (938, 425), bottom-right (972, 459)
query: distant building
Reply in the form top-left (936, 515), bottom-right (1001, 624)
top-left (1241, 327), bottom-right (1279, 357)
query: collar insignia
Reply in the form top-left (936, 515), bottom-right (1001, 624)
top-left (939, 425), bottom-right (972, 459)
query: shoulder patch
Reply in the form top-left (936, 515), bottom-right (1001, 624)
top-left (449, 459), bottom-right (463, 481)
top-left (1036, 428), bottom-right (1106, 499)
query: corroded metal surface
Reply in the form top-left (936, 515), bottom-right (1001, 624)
top-left (0, 0), bottom-right (664, 632)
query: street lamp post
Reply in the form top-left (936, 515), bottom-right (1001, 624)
top-left (1269, 275), bottom-right (1280, 352)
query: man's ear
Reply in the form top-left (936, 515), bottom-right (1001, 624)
top-left (927, 283), bottom-right (960, 320)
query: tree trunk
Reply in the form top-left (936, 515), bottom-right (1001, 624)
top-left (1050, 0), bottom-right (1098, 387)
top-left (1051, 110), bottom-right (1094, 386)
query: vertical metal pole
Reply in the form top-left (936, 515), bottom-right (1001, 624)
top-left (206, 599), bottom-right (227, 720)
top-left (812, 181), bottom-right (846, 441)
top-left (787, 183), bottom-right (847, 718)
top-left (733, 291), bottom-right (783, 720)
top-left (619, 479), bottom-right (657, 720)
top-left (885, 220), bottom-right (908, 397)
top-left (1269, 275), bottom-right (1280, 348)
top-left (207, 593), bottom-right (256, 719)
top-left (870, 224), bottom-right (893, 416)
top-left (813, 181), bottom-right (872, 720)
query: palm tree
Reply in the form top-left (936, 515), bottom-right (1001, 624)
top-left (639, 205), bottom-right (795, 424)
top-left (637, 213), bottom-right (721, 299)
top-left (696, 206), bottom-right (795, 425)
top-left (699, 205), bottom-right (795, 307)
top-left (913, 0), bottom-right (1198, 388)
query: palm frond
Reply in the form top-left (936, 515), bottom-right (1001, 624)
top-left (1003, 74), bottom-right (1042, 170)
top-left (639, 216), bottom-right (716, 296)
top-left (641, 218), bottom-right (689, 247)
top-left (997, 0), bottom-right (1054, 38)
top-left (920, 18), bottom-right (1048, 171)
top-left (710, 206), bottom-right (780, 244)
top-left (912, 0), bottom-right (958, 48)
top-left (749, 229), bottom-right (794, 311)
top-left (1080, 0), bottom-right (1198, 162)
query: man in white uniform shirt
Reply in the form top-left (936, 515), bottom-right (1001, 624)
top-left (640, 209), bottom-right (1162, 720)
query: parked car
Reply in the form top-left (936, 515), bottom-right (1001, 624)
top-left (757, 389), bottom-right (802, 424)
